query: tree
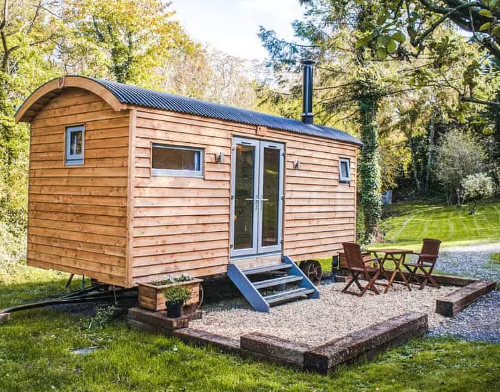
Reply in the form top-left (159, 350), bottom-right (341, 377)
top-left (62, 0), bottom-right (198, 86)
top-left (435, 130), bottom-right (487, 206)
top-left (0, 0), bottom-right (60, 260)
top-left (259, 1), bottom-right (480, 241)
top-left (351, 0), bottom-right (500, 108)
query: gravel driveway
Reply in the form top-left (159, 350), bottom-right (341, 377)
top-left (429, 243), bottom-right (500, 343)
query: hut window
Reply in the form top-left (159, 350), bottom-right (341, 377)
top-left (339, 158), bottom-right (351, 184)
top-left (152, 144), bottom-right (203, 177)
top-left (65, 125), bottom-right (84, 165)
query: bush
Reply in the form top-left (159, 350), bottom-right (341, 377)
top-left (462, 173), bottom-right (495, 214)
top-left (162, 285), bottom-right (191, 305)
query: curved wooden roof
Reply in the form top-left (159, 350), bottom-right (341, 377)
top-left (16, 76), bottom-right (362, 146)
top-left (15, 76), bottom-right (126, 123)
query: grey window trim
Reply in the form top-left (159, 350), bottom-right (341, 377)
top-left (339, 157), bottom-right (351, 184)
top-left (151, 143), bottom-right (204, 177)
top-left (65, 125), bottom-right (84, 166)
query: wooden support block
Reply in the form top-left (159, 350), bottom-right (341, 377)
top-left (128, 306), bottom-right (196, 330)
top-left (304, 312), bottom-right (428, 374)
top-left (436, 280), bottom-right (496, 317)
top-left (172, 328), bottom-right (240, 355)
top-left (240, 332), bottom-right (310, 368)
top-left (0, 313), bottom-right (10, 324)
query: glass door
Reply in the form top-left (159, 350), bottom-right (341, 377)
top-left (231, 137), bottom-right (284, 257)
top-left (231, 138), bottom-right (260, 257)
top-left (257, 141), bottom-right (284, 254)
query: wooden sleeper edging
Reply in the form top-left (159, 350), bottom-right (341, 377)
top-left (303, 311), bottom-right (428, 375)
top-left (240, 332), bottom-right (311, 368)
top-left (436, 280), bottom-right (496, 317)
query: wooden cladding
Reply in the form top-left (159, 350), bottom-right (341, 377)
top-left (129, 109), bottom-right (358, 283)
top-left (26, 86), bottom-right (358, 288)
top-left (27, 89), bottom-right (130, 287)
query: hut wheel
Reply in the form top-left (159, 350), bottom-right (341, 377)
top-left (300, 260), bottom-right (323, 285)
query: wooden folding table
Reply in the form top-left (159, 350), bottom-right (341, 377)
top-left (367, 248), bottom-right (413, 293)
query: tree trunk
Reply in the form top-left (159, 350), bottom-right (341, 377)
top-left (424, 116), bottom-right (435, 192)
top-left (456, 188), bottom-right (462, 208)
top-left (357, 79), bottom-right (382, 243)
top-left (408, 137), bottom-right (421, 193)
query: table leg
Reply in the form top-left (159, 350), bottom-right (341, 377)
top-left (396, 254), bottom-right (411, 291)
top-left (384, 254), bottom-right (398, 293)
top-left (378, 254), bottom-right (391, 281)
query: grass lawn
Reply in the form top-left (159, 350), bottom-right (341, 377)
top-left (380, 198), bottom-right (500, 248)
top-left (1, 265), bottom-right (500, 391)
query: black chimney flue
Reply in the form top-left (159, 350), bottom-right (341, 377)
top-left (301, 59), bottom-right (315, 124)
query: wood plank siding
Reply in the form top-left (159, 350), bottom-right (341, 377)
top-left (27, 88), bottom-right (130, 286)
top-left (25, 83), bottom-right (358, 288)
top-left (130, 109), bottom-right (358, 284)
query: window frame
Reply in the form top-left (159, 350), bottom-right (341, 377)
top-left (151, 143), bottom-right (204, 178)
top-left (65, 125), bottom-right (85, 166)
top-left (339, 157), bottom-right (351, 184)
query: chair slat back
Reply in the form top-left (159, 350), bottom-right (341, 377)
top-left (342, 242), bottom-right (365, 270)
top-left (420, 238), bottom-right (441, 262)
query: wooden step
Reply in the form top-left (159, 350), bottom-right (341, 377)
top-left (243, 264), bottom-right (292, 276)
top-left (264, 288), bottom-right (315, 305)
top-left (253, 275), bottom-right (303, 290)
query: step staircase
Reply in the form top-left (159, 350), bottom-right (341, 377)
top-left (227, 256), bottom-right (320, 312)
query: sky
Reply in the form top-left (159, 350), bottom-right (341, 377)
top-left (172, 0), bottom-right (305, 60)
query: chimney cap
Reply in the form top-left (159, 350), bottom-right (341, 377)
top-left (300, 59), bottom-right (316, 66)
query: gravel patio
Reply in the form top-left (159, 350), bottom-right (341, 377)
top-left (192, 243), bottom-right (500, 345)
top-left (191, 281), bottom-right (455, 346)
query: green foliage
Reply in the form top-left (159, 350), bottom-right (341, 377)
top-left (490, 252), bottom-right (500, 264)
top-left (0, 1), bottom-right (61, 262)
top-left (352, 0), bottom-right (500, 64)
top-left (150, 274), bottom-right (193, 286)
top-left (435, 131), bottom-right (488, 205)
top-left (162, 285), bottom-right (192, 305)
top-left (356, 79), bottom-right (383, 242)
top-left (63, 0), bottom-right (197, 86)
top-left (88, 306), bottom-right (117, 329)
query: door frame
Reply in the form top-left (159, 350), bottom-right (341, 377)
top-left (230, 136), bottom-right (285, 259)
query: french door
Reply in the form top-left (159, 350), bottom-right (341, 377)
top-left (230, 137), bottom-right (284, 258)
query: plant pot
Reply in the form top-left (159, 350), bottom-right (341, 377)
top-left (138, 278), bottom-right (203, 311)
top-left (166, 302), bottom-right (183, 319)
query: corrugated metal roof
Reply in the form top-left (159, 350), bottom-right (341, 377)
top-left (89, 77), bottom-right (362, 146)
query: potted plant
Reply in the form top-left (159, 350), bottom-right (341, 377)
top-left (162, 284), bottom-right (192, 319)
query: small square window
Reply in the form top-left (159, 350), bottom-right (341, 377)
top-left (339, 158), bottom-right (351, 184)
top-left (152, 144), bottom-right (203, 177)
top-left (65, 125), bottom-right (84, 165)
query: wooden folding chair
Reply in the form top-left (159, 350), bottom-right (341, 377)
top-left (403, 238), bottom-right (442, 289)
top-left (341, 242), bottom-right (381, 297)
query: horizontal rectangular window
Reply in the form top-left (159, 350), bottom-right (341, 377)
top-left (339, 158), bottom-right (351, 184)
top-left (152, 144), bottom-right (203, 177)
top-left (65, 125), bottom-right (84, 166)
